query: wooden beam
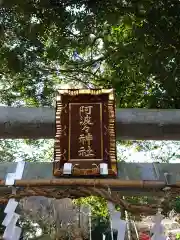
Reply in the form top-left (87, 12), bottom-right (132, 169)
top-left (0, 162), bottom-right (179, 196)
top-left (1, 161), bottom-right (177, 182)
top-left (0, 179), bottom-right (167, 188)
top-left (1, 107), bottom-right (180, 140)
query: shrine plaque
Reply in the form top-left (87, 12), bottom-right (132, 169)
top-left (53, 89), bottom-right (117, 177)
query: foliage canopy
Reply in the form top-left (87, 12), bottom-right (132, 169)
top-left (0, 0), bottom-right (180, 108)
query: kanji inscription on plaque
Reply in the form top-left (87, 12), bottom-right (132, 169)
top-left (53, 89), bottom-right (117, 177)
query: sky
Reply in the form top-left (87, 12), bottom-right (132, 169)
top-left (117, 141), bottom-right (180, 163)
top-left (12, 139), bottom-right (180, 163)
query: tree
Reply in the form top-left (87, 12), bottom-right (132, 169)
top-left (0, 0), bottom-right (180, 108)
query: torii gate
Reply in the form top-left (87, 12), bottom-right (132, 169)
top-left (0, 91), bottom-right (179, 205)
top-left (0, 89), bottom-right (180, 239)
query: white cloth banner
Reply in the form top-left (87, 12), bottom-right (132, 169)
top-left (2, 161), bottom-right (25, 240)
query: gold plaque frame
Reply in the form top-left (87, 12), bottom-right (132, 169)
top-left (53, 89), bottom-right (117, 177)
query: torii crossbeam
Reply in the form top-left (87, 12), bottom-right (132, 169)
top-left (0, 107), bottom-right (180, 140)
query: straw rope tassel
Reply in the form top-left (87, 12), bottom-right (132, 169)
top-left (151, 209), bottom-right (166, 240)
top-left (89, 210), bottom-right (92, 240)
top-left (108, 201), bottom-right (127, 240)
